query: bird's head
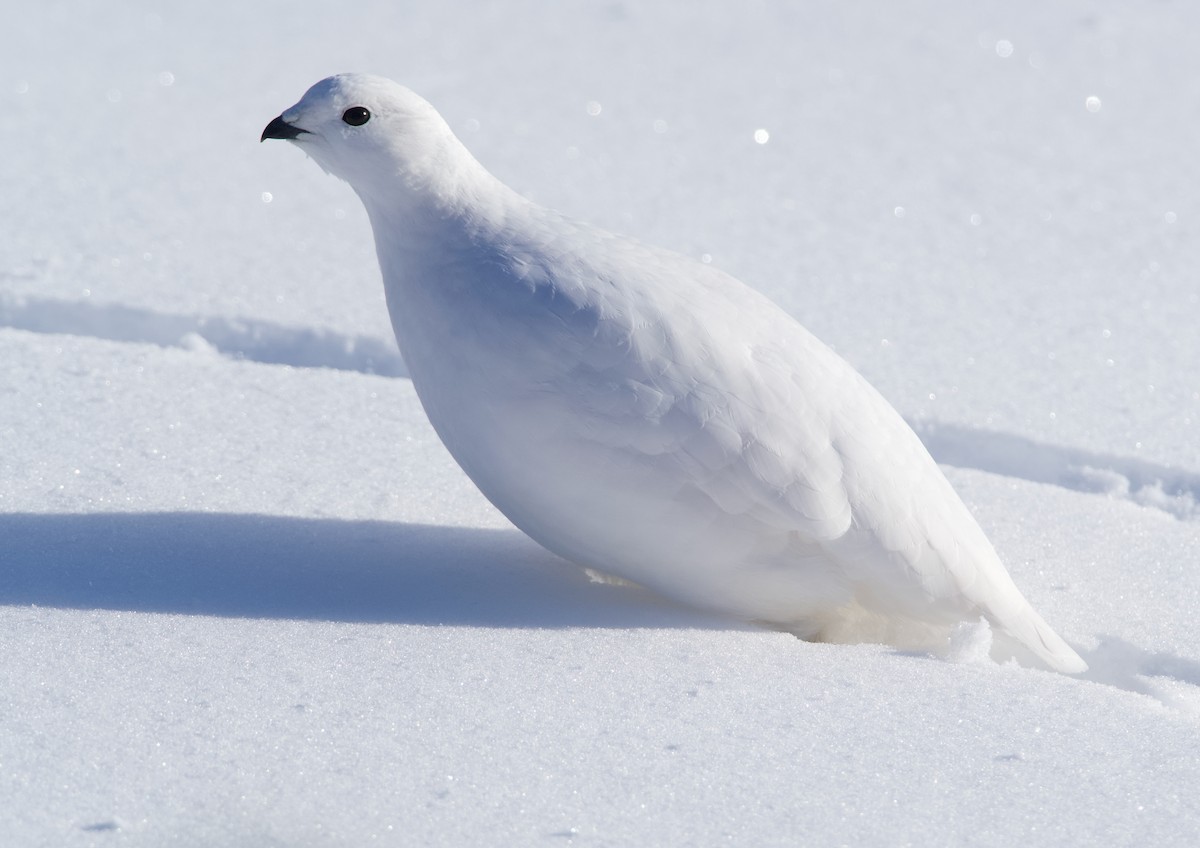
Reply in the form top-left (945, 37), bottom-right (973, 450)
top-left (262, 74), bottom-right (477, 209)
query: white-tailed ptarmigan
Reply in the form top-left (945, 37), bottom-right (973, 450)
top-left (262, 74), bottom-right (1086, 674)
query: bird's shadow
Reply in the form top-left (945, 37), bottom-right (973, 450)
top-left (13, 513), bottom-right (1196, 712)
top-left (0, 511), bottom-right (726, 629)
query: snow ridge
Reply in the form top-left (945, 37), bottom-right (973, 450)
top-left (916, 420), bottom-right (1200, 521)
top-left (0, 291), bottom-right (407, 377)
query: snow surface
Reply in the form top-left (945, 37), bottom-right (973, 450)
top-left (3, 1), bottom-right (1199, 844)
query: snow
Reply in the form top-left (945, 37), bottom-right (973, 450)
top-left (2, 1), bottom-right (1199, 844)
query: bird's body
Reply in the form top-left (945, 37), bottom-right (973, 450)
top-left (263, 74), bottom-right (1086, 673)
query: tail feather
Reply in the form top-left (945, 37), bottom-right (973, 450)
top-left (988, 604), bottom-right (1087, 674)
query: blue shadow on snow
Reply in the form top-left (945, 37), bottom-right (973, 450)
top-left (0, 512), bottom-right (725, 629)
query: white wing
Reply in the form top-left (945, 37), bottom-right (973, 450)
top-left (478, 219), bottom-right (1085, 673)
top-left (376, 190), bottom-right (1086, 674)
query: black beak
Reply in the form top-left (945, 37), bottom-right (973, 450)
top-left (261, 115), bottom-right (308, 142)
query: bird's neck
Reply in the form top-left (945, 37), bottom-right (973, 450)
top-left (358, 138), bottom-right (524, 240)
top-left (354, 153), bottom-right (533, 364)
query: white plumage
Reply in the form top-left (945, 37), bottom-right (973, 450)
top-left (263, 74), bottom-right (1086, 674)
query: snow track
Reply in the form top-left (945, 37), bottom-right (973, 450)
top-left (0, 291), bottom-right (407, 377)
top-left (4, 293), bottom-right (1194, 522)
top-left (917, 421), bottom-right (1200, 521)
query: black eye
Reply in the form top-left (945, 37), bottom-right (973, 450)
top-left (342, 106), bottom-right (371, 126)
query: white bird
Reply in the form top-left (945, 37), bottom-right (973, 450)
top-left (262, 74), bottom-right (1086, 673)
